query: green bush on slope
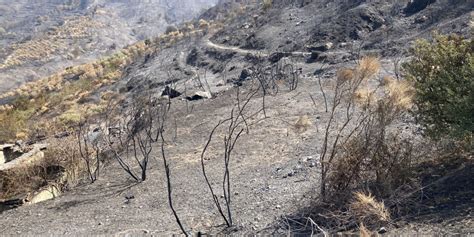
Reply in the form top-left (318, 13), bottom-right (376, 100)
top-left (403, 33), bottom-right (473, 140)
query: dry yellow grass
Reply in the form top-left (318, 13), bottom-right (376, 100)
top-left (0, 19), bottom-right (170, 142)
top-left (357, 56), bottom-right (381, 80)
top-left (350, 192), bottom-right (390, 225)
top-left (337, 68), bottom-right (355, 83)
top-left (294, 115), bottom-right (311, 133)
top-left (0, 16), bottom-right (103, 69)
top-left (0, 136), bottom-right (86, 200)
top-left (383, 76), bottom-right (414, 110)
top-left (353, 87), bottom-right (376, 108)
top-left (359, 223), bottom-right (373, 237)
top-left (352, 69), bottom-right (413, 113)
top-left (199, 19), bottom-right (210, 29)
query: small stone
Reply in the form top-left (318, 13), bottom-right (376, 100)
top-left (302, 156), bottom-right (313, 162)
top-left (161, 86), bottom-right (181, 98)
top-left (216, 80), bottom-right (226, 87)
top-left (98, 222), bottom-right (103, 226)
top-left (186, 91), bottom-right (212, 101)
top-left (378, 227), bottom-right (387, 234)
top-left (309, 162), bottom-right (316, 167)
top-left (276, 205), bottom-right (281, 209)
top-left (239, 68), bottom-right (253, 81)
top-left (415, 15), bottom-right (428, 23)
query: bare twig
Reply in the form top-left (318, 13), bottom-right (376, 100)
top-left (200, 85), bottom-right (264, 227)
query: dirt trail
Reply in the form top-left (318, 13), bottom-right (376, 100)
top-left (205, 38), bottom-right (269, 56)
top-left (204, 38), bottom-right (312, 57)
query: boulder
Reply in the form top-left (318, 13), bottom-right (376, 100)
top-left (239, 68), bottom-right (253, 81)
top-left (28, 185), bottom-right (61, 204)
top-left (186, 91), bottom-right (212, 101)
top-left (415, 15), bottom-right (428, 23)
top-left (306, 42), bottom-right (333, 52)
top-left (306, 52), bottom-right (320, 63)
top-left (161, 86), bottom-right (182, 99)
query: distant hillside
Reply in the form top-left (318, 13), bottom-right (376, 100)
top-left (0, 0), bottom-right (217, 93)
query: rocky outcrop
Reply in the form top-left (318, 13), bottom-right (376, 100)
top-left (0, 144), bottom-right (47, 171)
top-left (404, 0), bottom-right (436, 15)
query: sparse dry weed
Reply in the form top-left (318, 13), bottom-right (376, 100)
top-left (359, 222), bottom-right (373, 237)
top-left (357, 56), bottom-right (381, 80)
top-left (0, 136), bottom-right (83, 200)
top-left (350, 192), bottom-right (390, 225)
top-left (294, 115), bottom-right (311, 133)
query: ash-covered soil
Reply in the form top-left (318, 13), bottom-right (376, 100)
top-left (0, 0), bottom-right (472, 235)
top-left (0, 74), bottom-right (326, 235)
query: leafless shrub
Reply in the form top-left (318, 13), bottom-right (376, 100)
top-left (252, 65), bottom-right (274, 118)
top-left (247, 61), bottom-right (299, 118)
top-left (315, 62), bottom-right (329, 112)
top-left (279, 61), bottom-right (300, 91)
top-left (158, 113), bottom-right (188, 236)
top-left (271, 60), bottom-right (301, 92)
top-left (302, 56), bottom-right (417, 233)
top-left (103, 93), bottom-right (188, 235)
top-left (201, 86), bottom-right (264, 227)
top-left (252, 65), bottom-right (278, 96)
top-left (77, 119), bottom-right (102, 183)
top-left (327, 75), bottom-right (415, 198)
top-left (104, 94), bottom-right (170, 182)
top-left (318, 56), bottom-right (382, 199)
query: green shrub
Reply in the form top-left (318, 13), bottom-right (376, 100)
top-left (403, 33), bottom-right (473, 140)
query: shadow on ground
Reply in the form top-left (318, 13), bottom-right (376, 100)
top-left (270, 153), bottom-right (473, 235)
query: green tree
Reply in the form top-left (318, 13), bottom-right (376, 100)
top-left (403, 33), bottom-right (473, 139)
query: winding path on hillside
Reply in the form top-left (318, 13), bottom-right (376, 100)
top-left (204, 39), bottom-right (270, 57)
top-left (204, 38), bottom-right (313, 58)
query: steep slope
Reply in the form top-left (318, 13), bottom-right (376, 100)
top-left (0, 0), bottom-right (472, 235)
top-left (211, 0), bottom-right (472, 55)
